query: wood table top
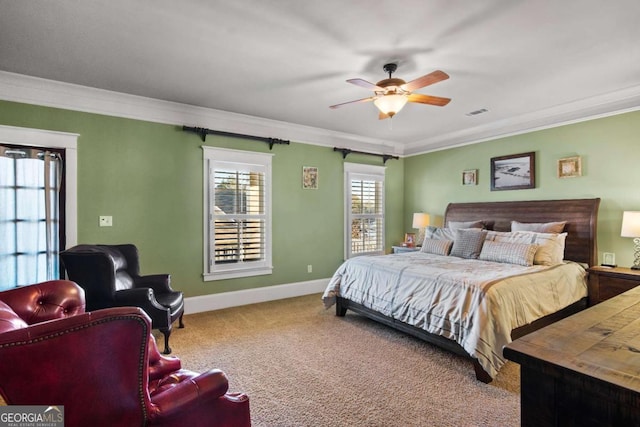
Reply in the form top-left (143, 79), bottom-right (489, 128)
top-left (504, 286), bottom-right (640, 393)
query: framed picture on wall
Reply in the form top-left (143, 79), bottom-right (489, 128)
top-left (557, 156), bottom-right (582, 178)
top-left (462, 169), bottom-right (477, 186)
top-left (490, 152), bottom-right (535, 191)
top-left (302, 166), bottom-right (318, 189)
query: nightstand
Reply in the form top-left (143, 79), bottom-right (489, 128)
top-left (392, 246), bottom-right (420, 254)
top-left (587, 266), bottom-right (640, 306)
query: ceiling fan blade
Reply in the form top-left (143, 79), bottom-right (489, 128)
top-left (378, 111), bottom-right (391, 120)
top-left (401, 70), bottom-right (449, 92)
top-left (347, 78), bottom-right (385, 91)
top-left (329, 96), bottom-right (376, 109)
top-left (407, 93), bottom-right (451, 107)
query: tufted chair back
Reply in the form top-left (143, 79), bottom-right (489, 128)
top-left (0, 279), bottom-right (85, 328)
top-left (59, 244), bottom-right (138, 310)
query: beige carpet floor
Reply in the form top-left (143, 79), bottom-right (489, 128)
top-left (162, 293), bottom-right (521, 427)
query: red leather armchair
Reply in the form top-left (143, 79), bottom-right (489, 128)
top-left (0, 280), bottom-right (250, 427)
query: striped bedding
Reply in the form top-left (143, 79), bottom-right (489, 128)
top-left (322, 251), bottom-right (587, 379)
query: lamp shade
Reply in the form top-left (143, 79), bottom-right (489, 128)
top-left (374, 94), bottom-right (408, 117)
top-left (412, 213), bottom-right (430, 229)
top-left (621, 211), bottom-right (640, 238)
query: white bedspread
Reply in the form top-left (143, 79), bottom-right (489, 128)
top-left (322, 252), bottom-right (587, 379)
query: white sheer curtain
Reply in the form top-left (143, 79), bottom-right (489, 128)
top-left (0, 145), bottom-right (62, 290)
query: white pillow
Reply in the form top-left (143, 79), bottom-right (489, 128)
top-left (486, 231), bottom-right (567, 265)
top-left (423, 226), bottom-right (457, 243)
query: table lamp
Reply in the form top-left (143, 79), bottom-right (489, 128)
top-left (412, 213), bottom-right (430, 247)
top-left (621, 211), bottom-right (640, 270)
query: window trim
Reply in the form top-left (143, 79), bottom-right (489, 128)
top-left (202, 146), bottom-right (273, 281)
top-left (344, 162), bottom-right (386, 259)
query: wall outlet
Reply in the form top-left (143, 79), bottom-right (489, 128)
top-left (307, 264), bottom-right (313, 273)
top-left (99, 215), bottom-right (113, 227)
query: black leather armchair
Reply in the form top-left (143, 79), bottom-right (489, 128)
top-left (60, 244), bottom-right (184, 354)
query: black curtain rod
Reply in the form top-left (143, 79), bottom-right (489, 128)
top-left (182, 126), bottom-right (290, 150)
top-left (333, 147), bottom-right (399, 164)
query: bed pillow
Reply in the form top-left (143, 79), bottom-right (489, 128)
top-left (447, 219), bottom-right (495, 230)
top-left (447, 220), bottom-right (485, 230)
top-left (450, 229), bottom-right (487, 259)
top-left (421, 238), bottom-right (453, 256)
top-left (479, 241), bottom-right (538, 266)
top-left (423, 226), bottom-right (457, 242)
top-left (511, 220), bottom-right (567, 233)
top-left (487, 231), bottom-right (567, 265)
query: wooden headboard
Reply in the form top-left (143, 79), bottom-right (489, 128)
top-left (444, 198), bottom-right (601, 267)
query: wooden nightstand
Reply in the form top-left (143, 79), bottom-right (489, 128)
top-left (587, 266), bottom-right (640, 306)
top-left (392, 246), bottom-right (420, 254)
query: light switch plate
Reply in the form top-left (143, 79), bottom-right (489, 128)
top-left (99, 216), bottom-right (113, 227)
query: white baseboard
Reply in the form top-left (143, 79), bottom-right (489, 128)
top-left (183, 278), bottom-right (330, 314)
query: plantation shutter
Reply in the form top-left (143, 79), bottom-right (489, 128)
top-left (212, 167), bottom-right (265, 264)
top-left (203, 146), bottom-right (272, 280)
top-left (345, 163), bottom-right (385, 258)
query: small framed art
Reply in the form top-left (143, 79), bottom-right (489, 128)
top-left (490, 151), bottom-right (535, 191)
top-left (557, 156), bottom-right (582, 178)
top-left (404, 233), bottom-right (416, 247)
top-left (302, 166), bottom-right (318, 189)
top-left (462, 169), bottom-right (477, 186)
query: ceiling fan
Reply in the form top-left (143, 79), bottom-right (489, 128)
top-left (330, 63), bottom-right (451, 119)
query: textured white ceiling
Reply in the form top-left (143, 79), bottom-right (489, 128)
top-left (1, 1), bottom-right (639, 154)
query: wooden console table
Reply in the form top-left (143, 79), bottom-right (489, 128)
top-left (504, 286), bottom-right (640, 426)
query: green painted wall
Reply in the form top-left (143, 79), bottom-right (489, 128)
top-left (403, 110), bottom-right (640, 267)
top-left (5, 96), bottom-right (636, 290)
top-left (0, 100), bottom-right (404, 297)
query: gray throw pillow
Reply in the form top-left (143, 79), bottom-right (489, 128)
top-left (447, 220), bottom-right (485, 230)
top-left (450, 229), bottom-right (488, 259)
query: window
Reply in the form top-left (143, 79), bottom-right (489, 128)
top-left (203, 147), bottom-right (273, 280)
top-left (344, 163), bottom-right (385, 259)
top-left (0, 125), bottom-right (77, 291)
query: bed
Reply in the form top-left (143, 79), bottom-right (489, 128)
top-left (323, 198), bottom-right (600, 382)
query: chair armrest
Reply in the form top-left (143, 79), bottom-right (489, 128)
top-left (134, 274), bottom-right (174, 293)
top-left (148, 369), bottom-right (230, 419)
top-left (114, 288), bottom-right (166, 312)
top-left (114, 289), bottom-right (170, 327)
top-left (0, 280), bottom-right (86, 324)
top-left (148, 333), bottom-right (181, 380)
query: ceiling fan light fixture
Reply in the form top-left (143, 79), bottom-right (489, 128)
top-left (374, 94), bottom-right (408, 118)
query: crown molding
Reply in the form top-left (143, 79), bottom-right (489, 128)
top-left (404, 84), bottom-right (640, 156)
top-left (1, 70), bottom-right (638, 158)
top-left (0, 71), bottom-right (400, 156)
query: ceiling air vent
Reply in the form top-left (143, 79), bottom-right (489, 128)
top-left (466, 108), bottom-right (488, 116)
